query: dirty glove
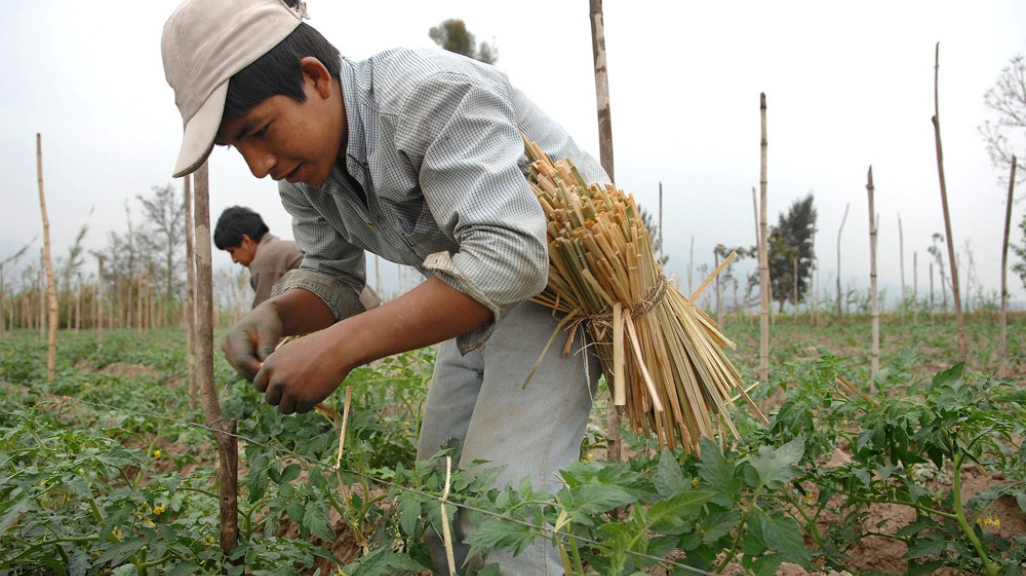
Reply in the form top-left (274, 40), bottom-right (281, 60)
top-left (221, 303), bottom-right (283, 381)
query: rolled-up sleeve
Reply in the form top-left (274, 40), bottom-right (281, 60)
top-left (274, 184), bottom-right (368, 320)
top-left (394, 72), bottom-right (550, 345)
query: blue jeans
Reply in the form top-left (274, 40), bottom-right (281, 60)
top-left (418, 300), bottom-right (599, 575)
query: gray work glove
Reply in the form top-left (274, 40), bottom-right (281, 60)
top-left (221, 303), bottom-right (283, 382)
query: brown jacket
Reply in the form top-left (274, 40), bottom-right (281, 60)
top-left (250, 234), bottom-right (381, 310)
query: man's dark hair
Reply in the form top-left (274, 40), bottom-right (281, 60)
top-left (214, 206), bottom-right (270, 249)
top-left (222, 18), bottom-right (341, 121)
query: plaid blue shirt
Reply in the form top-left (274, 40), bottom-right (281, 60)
top-left (273, 47), bottom-right (608, 351)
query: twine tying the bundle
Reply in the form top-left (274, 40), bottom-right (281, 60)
top-left (561, 273), bottom-right (669, 351)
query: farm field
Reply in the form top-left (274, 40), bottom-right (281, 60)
top-left (0, 312), bottom-right (1023, 575)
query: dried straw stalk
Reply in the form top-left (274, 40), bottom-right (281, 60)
top-left (523, 138), bottom-right (765, 453)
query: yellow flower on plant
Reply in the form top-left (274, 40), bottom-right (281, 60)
top-left (153, 503), bottom-right (166, 515)
top-left (153, 450), bottom-right (161, 458)
top-left (112, 527), bottom-right (123, 541)
top-left (691, 477), bottom-right (700, 487)
top-left (203, 533), bottom-right (217, 546)
top-left (976, 512), bottom-right (1001, 530)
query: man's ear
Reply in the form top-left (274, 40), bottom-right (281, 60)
top-left (240, 234), bottom-right (255, 248)
top-left (300, 56), bottom-right (333, 100)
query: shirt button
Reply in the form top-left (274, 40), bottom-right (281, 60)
top-left (367, 222), bottom-right (375, 228)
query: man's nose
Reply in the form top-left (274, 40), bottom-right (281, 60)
top-left (238, 143), bottom-right (275, 179)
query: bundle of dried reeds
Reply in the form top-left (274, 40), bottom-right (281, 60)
top-left (523, 137), bottom-right (765, 452)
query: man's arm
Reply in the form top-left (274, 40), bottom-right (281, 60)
top-left (222, 287), bottom-right (336, 380)
top-left (253, 276), bottom-right (491, 414)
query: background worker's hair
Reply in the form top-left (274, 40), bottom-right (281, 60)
top-left (214, 206), bottom-right (270, 249)
top-left (222, 4), bottom-right (341, 122)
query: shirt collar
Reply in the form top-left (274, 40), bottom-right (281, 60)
top-left (338, 56), bottom-right (368, 170)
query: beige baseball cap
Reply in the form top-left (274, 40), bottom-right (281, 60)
top-left (162, 0), bottom-right (307, 178)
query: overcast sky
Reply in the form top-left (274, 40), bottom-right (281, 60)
top-left (2, 1), bottom-right (1025, 307)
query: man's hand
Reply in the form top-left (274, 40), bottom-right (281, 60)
top-left (222, 303), bottom-right (283, 381)
top-left (252, 329), bottom-right (349, 414)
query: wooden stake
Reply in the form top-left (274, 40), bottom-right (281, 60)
top-left (36, 134), bottom-right (58, 382)
top-left (913, 251), bottom-right (918, 324)
top-left (758, 93), bottom-right (770, 384)
top-left (96, 255), bottom-right (104, 340)
top-left (612, 302), bottom-right (625, 405)
top-left (589, 0), bottom-right (615, 182)
top-left (439, 456), bottom-right (457, 576)
top-left (867, 167), bottom-right (879, 378)
top-left (898, 213), bottom-right (906, 322)
top-left (192, 161), bottom-right (239, 557)
top-left (931, 42), bottom-right (967, 361)
top-left (184, 173), bottom-right (198, 406)
top-left (999, 156), bottom-right (1016, 378)
top-left (836, 202), bottom-right (850, 318)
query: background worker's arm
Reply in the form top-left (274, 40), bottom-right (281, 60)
top-left (252, 276), bottom-right (491, 414)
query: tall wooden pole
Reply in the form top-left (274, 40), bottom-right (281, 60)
top-left (184, 174), bottom-right (198, 404)
top-left (836, 202), bottom-right (850, 317)
top-left (36, 134), bottom-right (58, 382)
top-left (658, 181), bottom-right (664, 263)
top-left (999, 156), bottom-right (1017, 377)
top-left (931, 42), bottom-right (967, 361)
top-left (898, 213), bottom-right (906, 322)
top-left (589, 0), bottom-right (622, 462)
top-left (589, 0), bottom-right (615, 182)
top-left (758, 93), bottom-right (770, 383)
top-left (0, 263), bottom-right (5, 338)
top-left (193, 162), bottom-right (239, 554)
top-left (96, 255), bottom-right (104, 340)
top-left (867, 167), bottom-right (879, 377)
top-left (913, 251), bottom-right (918, 324)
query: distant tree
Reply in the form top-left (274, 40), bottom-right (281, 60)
top-left (138, 183), bottom-right (186, 317)
top-left (979, 54), bottom-right (1026, 187)
top-left (58, 221), bottom-right (89, 327)
top-left (927, 232), bottom-right (949, 310)
top-left (1012, 212), bottom-right (1026, 291)
top-left (714, 244), bottom-right (758, 315)
top-left (767, 194), bottom-right (817, 311)
top-left (429, 19), bottom-right (498, 64)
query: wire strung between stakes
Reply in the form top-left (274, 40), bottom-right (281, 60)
top-left (34, 393), bottom-right (722, 576)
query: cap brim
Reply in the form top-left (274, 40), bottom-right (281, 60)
top-left (172, 81), bottom-right (229, 178)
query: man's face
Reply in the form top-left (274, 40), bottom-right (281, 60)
top-left (225, 234), bottom-right (258, 267)
top-left (215, 58), bottom-right (343, 187)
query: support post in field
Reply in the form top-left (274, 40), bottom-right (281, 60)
top-left (589, 0), bottom-right (622, 462)
top-left (836, 202), bottom-right (850, 318)
top-left (589, 0), bottom-right (614, 183)
top-left (931, 42), bottom-right (967, 361)
top-left (96, 255), bottom-right (104, 340)
top-left (898, 213), bottom-right (906, 322)
top-left (913, 251), bottom-right (918, 324)
top-left (193, 161), bottom-right (240, 556)
top-left (758, 93), bottom-right (770, 384)
top-left (999, 156), bottom-right (1016, 378)
top-left (36, 134), bottom-right (58, 382)
top-left (867, 167), bottom-right (879, 378)
top-left (184, 173), bottom-right (198, 406)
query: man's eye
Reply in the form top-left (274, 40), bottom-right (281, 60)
top-left (251, 126), bottom-right (268, 138)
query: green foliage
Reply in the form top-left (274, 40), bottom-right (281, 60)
top-left (1012, 211), bottom-right (1026, 292)
top-left (979, 54), bottom-right (1026, 186)
top-left (428, 19), bottom-right (498, 64)
top-left (1, 326), bottom-right (1024, 575)
top-left (768, 194), bottom-right (817, 311)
